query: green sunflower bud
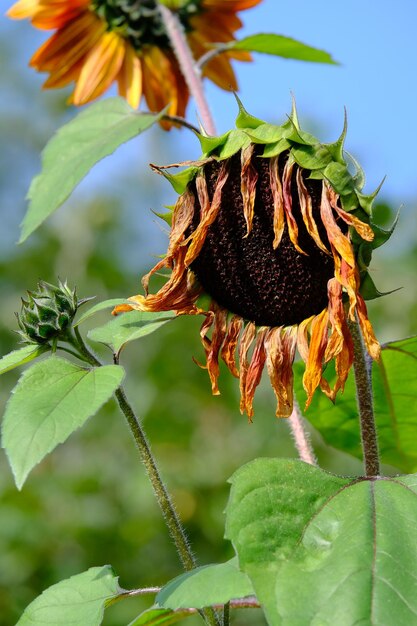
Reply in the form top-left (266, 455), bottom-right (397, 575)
top-left (16, 280), bottom-right (78, 345)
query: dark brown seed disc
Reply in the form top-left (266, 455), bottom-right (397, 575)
top-left (188, 150), bottom-right (337, 327)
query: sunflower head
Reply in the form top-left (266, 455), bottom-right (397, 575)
top-left (17, 280), bottom-right (78, 345)
top-left (116, 101), bottom-right (391, 418)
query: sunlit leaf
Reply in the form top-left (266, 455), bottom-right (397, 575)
top-left (294, 336), bottom-right (417, 472)
top-left (227, 34), bottom-right (337, 65)
top-left (2, 357), bottom-right (124, 488)
top-left (16, 566), bottom-right (121, 626)
top-left (157, 558), bottom-right (254, 609)
top-left (0, 344), bottom-right (48, 376)
top-left (226, 458), bottom-right (417, 626)
top-left (20, 98), bottom-right (164, 242)
top-left (88, 310), bottom-right (176, 353)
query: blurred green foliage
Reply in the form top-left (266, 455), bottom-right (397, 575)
top-left (1, 24), bottom-right (417, 626)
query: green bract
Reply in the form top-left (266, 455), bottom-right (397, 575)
top-left (17, 280), bottom-right (79, 345)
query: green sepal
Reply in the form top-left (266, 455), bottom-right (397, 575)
top-left (291, 143), bottom-right (333, 170)
top-left (325, 109), bottom-right (348, 164)
top-left (197, 131), bottom-right (231, 156)
top-left (198, 127), bottom-right (250, 160)
top-left (340, 191), bottom-right (359, 212)
top-left (158, 166), bottom-right (200, 195)
top-left (356, 177), bottom-right (386, 215)
top-left (360, 271), bottom-right (401, 300)
top-left (152, 209), bottom-right (173, 227)
top-left (262, 138), bottom-right (292, 157)
top-left (345, 150), bottom-right (366, 190)
top-left (369, 209), bottom-right (399, 249)
top-left (322, 161), bottom-right (355, 196)
top-left (234, 93), bottom-right (264, 130)
top-left (245, 123), bottom-right (284, 144)
top-left (357, 242), bottom-right (373, 270)
top-left (218, 130), bottom-right (251, 158)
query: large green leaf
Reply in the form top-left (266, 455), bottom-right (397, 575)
top-left (2, 356), bottom-right (124, 488)
top-left (227, 34), bottom-right (337, 64)
top-left (128, 607), bottom-right (194, 626)
top-left (294, 336), bottom-right (417, 472)
top-left (157, 558), bottom-right (254, 609)
top-left (20, 98), bottom-right (163, 242)
top-left (0, 344), bottom-right (48, 376)
top-left (16, 566), bottom-right (121, 626)
top-left (88, 310), bottom-right (176, 353)
top-left (226, 458), bottom-right (417, 626)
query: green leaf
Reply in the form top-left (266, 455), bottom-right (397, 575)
top-left (74, 298), bottom-right (130, 326)
top-left (373, 337), bottom-right (417, 471)
top-left (227, 34), bottom-right (338, 65)
top-left (157, 559), bottom-right (254, 609)
top-left (226, 458), bottom-right (417, 626)
top-left (294, 336), bottom-right (417, 472)
top-left (0, 344), bottom-right (48, 375)
top-left (88, 310), bottom-right (176, 353)
top-left (128, 607), bottom-right (193, 626)
top-left (16, 565), bottom-right (121, 626)
top-left (20, 98), bottom-right (164, 242)
top-left (2, 356), bottom-right (124, 488)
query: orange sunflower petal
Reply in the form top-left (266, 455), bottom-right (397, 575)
top-left (142, 46), bottom-right (186, 119)
top-left (117, 43), bottom-right (142, 109)
top-left (239, 322), bottom-right (256, 418)
top-left (303, 308), bottom-right (329, 408)
top-left (243, 328), bottom-right (268, 418)
top-left (30, 11), bottom-right (105, 80)
top-left (269, 156), bottom-right (285, 249)
top-left (356, 294), bottom-right (381, 361)
top-left (73, 31), bottom-right (125, 105)
top-left (282, 159), bottom-right (306, 255)
top-left (241, 144), bottom-right (258, 236)
top-left (221, 315), bottom-right (243, 378)
top-left (320, 183), bottom-right (355, 267)
top-left (202, 0), bottom-right (262, 10)
top-left (296, 168), bottom-right (330, 255)
top-left (265, 326), bottom-right (297, 417)
top-left (7, 0), bottom-right (39, 19)
top-left (168, 187), bottom-right (196, 256)
top-left (185, 161), bottom-right (230, 266)
top-left (200, 303), bottom-right (228, 395)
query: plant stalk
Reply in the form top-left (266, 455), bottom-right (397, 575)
top-left (68, 331), bottom-right (220, 626)
top-left (349, 318), bottom-right (380, 477)
top-left (158, 3), bottom-right (217, 135)
top-left (288, 401), bottom-right (317, 466)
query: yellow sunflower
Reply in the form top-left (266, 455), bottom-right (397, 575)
top-left (114, 105), bottom-right (384, 419)
top-left (7, 0), bottom-right (261, 116)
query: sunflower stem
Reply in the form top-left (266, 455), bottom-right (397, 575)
top-left (158, 3), bottom-right (217, 135)
top-left (288, 400), bottom-right (317, 465)
top-left (349, 318), bottom-right (380, 477)
top-left (69, 329), bottom-right (220, 626)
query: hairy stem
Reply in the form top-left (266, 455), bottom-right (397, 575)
top-left (68, 331), bottom-right (220, 626)
top-left (349, 318), bottom-right (380, 477)
top-left (288, 401), bottom-right (317, 466)
top-left (158, 3), bottom-right (217, 135)
top-left (114, 384), bottom-right (196, 570)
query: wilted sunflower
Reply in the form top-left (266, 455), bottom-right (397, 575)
top-left (7, 0), bottom-right (261, 116)
top-left (115, 102), bottom-right (390, 418)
